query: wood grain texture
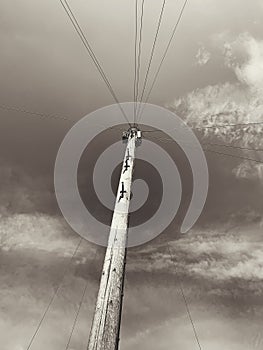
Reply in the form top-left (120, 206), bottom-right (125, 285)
top-left (88, 134), bottom-right (136, 350)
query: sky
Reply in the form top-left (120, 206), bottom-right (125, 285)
top-left (1, 0), bottom-right (263, 349)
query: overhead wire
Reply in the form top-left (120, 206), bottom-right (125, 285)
top-left (137, 0), bottom-right (189, 122)
top-left (0, 103), bottom-right (72, 123)
top-left (141, 120), bottom-right (263, 133)
top-left (202, 142), bottom-right (263, 152)
top-left (65, 282), bottom-right (89, 350)
top-left (134, 0), bottom-right (146, 123)
top-left (133, 0), bottom-right (139, 124)
top-left (0, 103), bottom-right (133, 134)
top-left (144, 134), bottom-right (263, 163)
top-left (142, 123), bottom-right (263, 133)
top-left (65, 248), bottom-right (98, 350)
top-left (4, 0), bottom-right (263, 136)
top-left (136, 0), bottom-right (167, 120)
top-left (6, 0), bottom-right (261, 347)
top-left (168, 246), bottom-right (202, 350)
top-left (195, 121), bottom-right (263, 129)
top-left (203, 148), bottom-right (263, 164)
top-left (58, 0), bottom-right (131, 126)
top-left (26, 238), bottom-right (83, 350)
top-left (3, 99), bottom-right (262, 155)
top-left (144, 135), bottom-right (263, 152)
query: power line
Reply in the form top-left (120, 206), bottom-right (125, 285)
top-left (60, 0), bottom-right (130, 125)
top-left (59, 0), bottom-right (110, 92)
top-left (134, 0), bottom-right (139, 124)
top-left (135, 0), bottom-right (146, 121)
top-left (65, 282), bottom-right (89, 350)
top-left (0, 103), bottom-right (72, 123)
top-left (168, 246), bottom-right (202, 350)
top-left (202, 142), bottom-right (263, 152)
top-left (145, 135), bottom-right (263, 152)
top-left (65, 249), bottom-right (98, 350)
top-left (26, 238), bottom-right (83, 350)
top-left (195, 121), bottom-right (263, 129)
top-left (137, 0), bottom-right (189, 122)
top-left (65, 281), bottom-right (89, 350)
top-left (0, 103), bottom-right (131, 132)
top-left (58, 0), bottom-right (131, 126)
top-left (141, 121), bottom-right (263, 133)
top-left (204, 148), bottom-right (263, 164)
top-left (136, 0), bottom-right (166, 121)
top-left (144, 134), bottom-right (263, 163)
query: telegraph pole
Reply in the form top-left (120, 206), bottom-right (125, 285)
top-left (88, 127), bottom-right (141, 350)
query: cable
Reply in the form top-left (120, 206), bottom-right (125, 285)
top-left (65, 281), bottom-right (89, 350)
top-left (65, 282), bottom-right (88, 350)
top-left (145, 135), bottom-right (263, 152)
top-left (133, 0), bottom-right (139, 124)
top-left (168, 246), bottom-right (202, 350)
top-left (26, 238), bottom-right (83, 350)
top-left (141, 129), bottom-right (162, 132)
top-left (135, 0), bottom-right (146, 122)
top-left (204, 148), bottom-right (263, 164)
top-left (0, 103), bottom-right (71, 122)
top-left (179, 284), bottom-right (202, 350)
top-left (141, 121), bottom-right (263, 133)
top-left (60, 0), bottom-right (130, 125)
top-left (59, 0), bottom-right (131, 126)
top-left (144, 134), bottom-right (263, 163)
top-left (137, 0), bottom-right (189, 122)
top-left (136, 0), bottom-right (166, 120)
top-left (60, 0), bottom-right (110, 94)
top-left (144, 134), bottom-right (173, 143)
top-left (202, 142), bottom-right (263, 152)
top-left (195, 121), bottom-right (263, 130)
top-left (65, 248), bottom-right (98, 350)
top-left (0, 104), bottom-right (132, 134)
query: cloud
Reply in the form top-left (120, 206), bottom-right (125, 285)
top-left (173, 228), bottom-right (263, 282)
top-left (0, 162), bottom-right (57, 215)
top-left (223, 33), bottom-right (263, 90)
top-left (2, 4), bottom-right (263, 350)
top-left (0, 232), bottom-right (98, 350)
top-left (127, 223), bottom-right (263, 300)
top-left (0, 159), bottom-right (102, 350)
top-left (122, 314), bottom-right (262, 350)
top-left (168, 32), bottom-right (263, 181)
top-left (0, 162), bottom-right (86, 255)
top-left (0, 213), bottom-right (78, 255)
top-left (0, 275), bottom-right (96, 350)
top-left (165, 35), bottom-right (263, 228)
top-left (170, 81), bottom-right (263, 138)
top-left (168, 82), bottom-right (263, 189)
top-left (0, 162), bottom-right (80, 252)
top-left (195, 46), bottom-right (211, 66)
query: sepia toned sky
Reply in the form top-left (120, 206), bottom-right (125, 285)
top-left (0, 0), bottom-right (263, 349)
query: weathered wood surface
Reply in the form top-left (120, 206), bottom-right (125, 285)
top-left (88, 134), bottom-right (136, 350)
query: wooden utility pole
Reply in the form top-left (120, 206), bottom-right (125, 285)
top-left (88, 128), bottom-right (140, 350)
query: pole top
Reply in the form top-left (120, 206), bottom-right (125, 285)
top-left (122, 127), bottom-right (142, 146)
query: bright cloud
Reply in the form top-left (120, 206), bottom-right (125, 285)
top-left (222, 33), bottom-right (263, 90)
top-left (168, 33), bottom-right (263, 182)
top-left (129, 225), bottom-right (263, 286)
top-left (195, 46), bottom-right (211, 66)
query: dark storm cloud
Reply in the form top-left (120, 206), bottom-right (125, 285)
top-left (0, 0), bottom-right (262, 177)
top-left (0, 161), bottom-right (57, 215)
